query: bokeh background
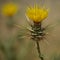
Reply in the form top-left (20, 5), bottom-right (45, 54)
top-left (0, 0), bottom-right (60, 60)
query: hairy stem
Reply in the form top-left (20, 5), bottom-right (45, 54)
top-left (36, 41), bottom-right (44, 60)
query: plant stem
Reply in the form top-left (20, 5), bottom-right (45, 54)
top-left (40, 22), bottom-right (42, 30)
top-left (36, 41), bottom-right (44, 60)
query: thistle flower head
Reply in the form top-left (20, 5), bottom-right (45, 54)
top-left (2, 3), bottom-right (18, 16)
top-left (26, 4), bottom-right (48, 23)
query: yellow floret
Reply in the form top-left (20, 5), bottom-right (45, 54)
top-left (2, 3), bottom-right (18, 16)
top-left (26, 4), bottom-right (48, 23)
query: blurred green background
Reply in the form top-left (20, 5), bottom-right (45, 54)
top-left (0, 0), bottom-right (60, 60)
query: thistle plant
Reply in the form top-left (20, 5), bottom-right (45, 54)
top-left (26, 4), bottom-right (48, 60)
top-left (1, 2), bottom-right (51, 60)
top-left (2, 3), bottom-right (18, 29)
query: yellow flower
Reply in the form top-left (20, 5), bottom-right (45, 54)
top-left (2, 3), bottom-right (18, 16)
top-left (26, 4), bottom-right (48, 23)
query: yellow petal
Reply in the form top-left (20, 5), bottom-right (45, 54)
top-left (2, 3), bottom-right (18, 16)
top-left (26, 4), bottom-right (48, 23)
